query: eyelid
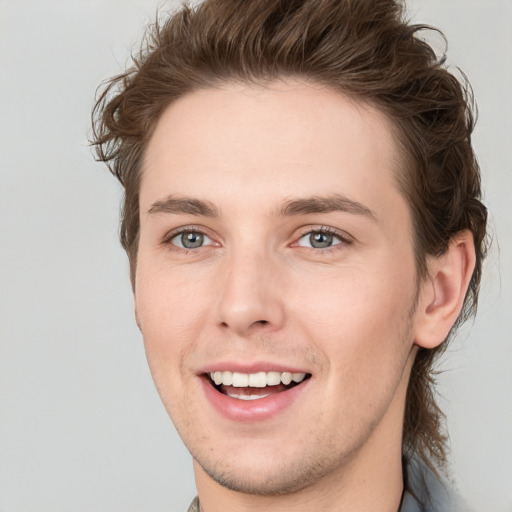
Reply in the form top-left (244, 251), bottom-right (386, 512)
top-left (290, 225), bottom-right (354, 254)
top-left (294, 225), bottom-right (353, 244)
top-left (160, 224), bottom-right (352, 251)
top-left (162, 225), bottom-right (219, 249)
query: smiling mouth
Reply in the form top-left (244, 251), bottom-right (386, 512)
top-left (205, 371), bottom-right (311, 400)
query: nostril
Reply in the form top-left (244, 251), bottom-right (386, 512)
top-left (218, 315), bottom-right (277, 334)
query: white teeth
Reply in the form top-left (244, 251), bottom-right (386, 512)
top-left (281, 372), bottom-right (292, 385)
top-left (221, 370), bottom-right (233, 385)
top-left (226, 391), bottom-right (271, 400)
top-left (248, 372), bottom-right (267, 388)
top-left (232, 372), bottom-right (249, 387)
top-left (208, 370), bottom-right (307, 387)
top-left (266, 371), bottom-right (281, 386)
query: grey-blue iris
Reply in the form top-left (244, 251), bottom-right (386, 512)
top-left (182, 232), bottom-right (204, 249)
top-left (310, 232), bottom-right (333, 248)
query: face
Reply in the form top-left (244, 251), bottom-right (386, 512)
top-left (136, 81), bottom-right (421, 495)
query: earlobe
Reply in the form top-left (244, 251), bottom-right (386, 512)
top-left (414, 230), bottom-right (476, 349)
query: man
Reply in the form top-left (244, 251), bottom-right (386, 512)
top-left (92, 0), bottom-right (488, 510)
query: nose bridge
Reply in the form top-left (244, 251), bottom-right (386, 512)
top-left (216, 241), bottom-right (284, 335)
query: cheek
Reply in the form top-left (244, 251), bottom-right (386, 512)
top-left (292, 265), bottom-right (416, 429)
top-left (134, 263), bottom-right (209, 422)
top-left (136, 258), bottom-right (207, 330)
top-left (134, 261), bottom-right (207, 378)
top-left (294, 262), bottom-right (416, 371)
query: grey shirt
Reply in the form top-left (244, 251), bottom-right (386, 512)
top-left (187, 458), bottom-right (472, 512)
top-left (401, 458), bottom-right (472, 511)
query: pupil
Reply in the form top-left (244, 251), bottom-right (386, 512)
top-left (182, 232), bottom-right (204, 248)
top-left (310, 232), bottom-right (332, 248)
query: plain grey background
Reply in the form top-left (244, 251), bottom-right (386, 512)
top-left (0, 0), bottom-right (510, 511)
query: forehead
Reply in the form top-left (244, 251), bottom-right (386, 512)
top-left (141, 80), bottom-right (405, 221)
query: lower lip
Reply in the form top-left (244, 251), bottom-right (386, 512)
top-left (200, 377), bottom-right (310, 422)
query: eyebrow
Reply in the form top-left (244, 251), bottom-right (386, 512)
top-left (278, 194), bottom-right (377, 220)
top-left (147, 193), bottom-right (376, 220)
top-left (147, 195), bottom-right (219, 217)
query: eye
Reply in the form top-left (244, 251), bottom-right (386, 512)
top-left (297, 230), bottom-right (343, 249)
top-left (170, 230), bottom-right (213, 249)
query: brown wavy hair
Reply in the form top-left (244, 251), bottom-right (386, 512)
top-left (92, 0), bottom-right (488, 472)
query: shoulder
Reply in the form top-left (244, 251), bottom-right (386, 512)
top-left (187, 496), bottom-right (200, 512)
top-left (401, 457), bottom-right (475, 512)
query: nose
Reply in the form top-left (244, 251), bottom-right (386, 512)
top-left (215, 247), bottom-right (285, 336)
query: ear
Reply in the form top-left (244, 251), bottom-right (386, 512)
top-left (414, 230), bottom-right (476, 349)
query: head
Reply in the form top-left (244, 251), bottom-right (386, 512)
top-left (92, 0), bottom-right (487, 489)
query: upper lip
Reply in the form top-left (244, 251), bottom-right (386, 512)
top-left (198, 361), bottom-right (311, 375)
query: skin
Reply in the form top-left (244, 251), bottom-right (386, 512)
top-left (134, 81), bottom-right (475, 511)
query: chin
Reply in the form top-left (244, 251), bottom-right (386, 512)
top-left (198, 458), bottom-right (331, 496)
top-left (190, 435), bottom-right (353, 497)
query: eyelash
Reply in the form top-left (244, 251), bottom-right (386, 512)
top-left (162, 226), bottom-right (352, 253)
top-left (162, 226), bottom-right (214, 251)
top-left (295, 226), bottom-right (352, 252)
